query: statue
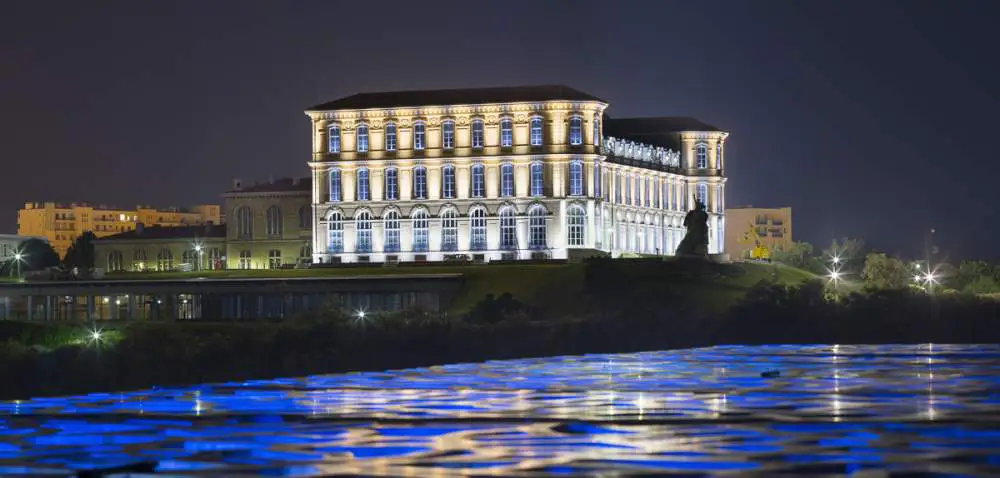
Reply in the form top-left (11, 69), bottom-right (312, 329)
top-left (675, 200), bottom-right (709, 257)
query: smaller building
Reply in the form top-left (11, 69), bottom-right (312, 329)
top-left (93, 224), bottom-right (227, 272)
top-left (724, 206), bottom-right (793, 260)
top-left (224, 177), bottom-right (312, 270)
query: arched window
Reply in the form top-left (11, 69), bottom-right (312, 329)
top-left (266, 205), bottom-right (283, 237)
top-left (157, 248), bottom-right (173, 271)
top-left (356, 123), bottom-right (369, 152)
top-left (328, 124), bottom-right (341, 153)
top-left (384, 122), bottom-right (397, 151)
top-left (568, 161), bottom-right (583, 196)
top-left (268, 249), bottom-right (281, 269)
top-left (442, 120), bottom-right (455, 149)
top-left (329, 169), bottom-right (341, 202)
top-left (412, 209), bottom-right (429, 252)
top-left (235, 206), bottom-right (253, 239)
top-left (108, 250), bottom-right (123, 272)
top-left (441, 208), bottom-right (458, 252)
top-left (442, 165), bottom-right (456, 199)
top-left (614, 173), bottom-right (622, 204)
top-left (593, 163), bottom-right (602, 198)
top-left (568, 205), bottom-right (585, 246)
top-left (357, 168), bottom-right (370, 201)
top-left (528, 205), bottom-right (547, 249)
top-left (182, 249), bottom-right (197, 267)
top-left (530, 116), bottom-right (543, 146)
top-left (384, 210), bottom-right (400, 253)
top-left (593, 114), bottom-right (601, 146)
top-left (327, 211), bottom-right (343, 253)
top-left (500, 163), bottom-right (514, 197)
top-left (500, 117), bottom-right (513, 147)
top-left (471, 163), bottom-right (485, 198)
top-left (625, 174), bottom-right (632, 205)
top-left (696, 143), bottom-right (707, 169)
top-left (298, 205), bottom-right (311, 229)
top-left (644, 177), bottom-right (651, 207)
top-left (471, 119), bottom-right (484, 149)
top-left (207, 247), bottom-right (222, 269)
top-left (132, 249), bottom-right (147, 271)
top-left (499, 206), bottom-right (517, 250)
top-left (530, 161), bottom-right (544, 197)
top-left (413, 121), bottom-right (426, 150)
top-left (239, 250), bottom-right (251, 269)
top-left (470, 208), bottom-right (487, 251)
top-left (355, 211), bottom-right (372, 253)
top-left (299, 245), bottom-right (311, 262)
top-left (413, 166), bottom-right (427, 199)
top-left (696, 183), bottom-right (708, 208)
top-left (385, 168), bottom-right (399, 200)
top-left (717, 143), bottom-right (724, 170)
top-left (634, 175), bottom-right (641, 206)
top-left (568, 116), bottom-right (583, 145)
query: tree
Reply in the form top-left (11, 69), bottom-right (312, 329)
top-left (772, 241), bottom-right (813, 268)
top-left (824, 237), bottom-right (866, 268)
top-left (63, 231), bottom-right (97, 271)
top-left (0, 238), bottom-right (60, 277)
top-left (950, 260), bottom-right (1000, 294)
top-left (861, 252), bottom-right (911, 291)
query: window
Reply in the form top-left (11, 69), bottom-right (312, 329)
top-left (471, 119), bottom-right (484, 149)
top-left (235, 206), bottom-right (253, 239)
top-left (653, 179), bottom-right (660, 209)
top-left (239, 250), bottom-right (251, 269)
top-left (411, 209), bottom-right (429, 252)
top-left (413, 166), bottom-right (427, 199)
top-left (441, 208), bottom-right (458, 251)
top-left (182, 249), bottom-right (198, 268)
top-left (384, 210), bottom-right (400, 253)
top-left (696, 143), bottom-right (707, 169)
top-left (634, 176), bottom-right (640, 206)
top-left (299, 245), bottom-right (311, 261)
top-left (568, 205), bottom-right (585, 246)
top-left (385, 122), bottom-right (397, 151)
top-left (327, 211), bottom-right (343, 253)
top-left (442, 120), bottom-right (455, 149)
top-left (298, 205), bottom-right (311, 230)
top-left (413, 121), bottom-right (425, 150)
top-left (207, 247), bottom-right (222, 269)
top-left (471, 164), bottom-right (485, 198)
top-left (500, 163), bottom-right (514, 197)
top-left (593, 114), bottom-right (601, 146)
top-left (529, 206), bottom-right (547, 249)
top-left (157, 248), bottom-right (173, 271)
top-left (530, 162), bottom-right (544, 197)
top-left (615, 173), bottom-right (621, 204)
top-left (696, 183), bottom-right (708, 207)
top-left (328, 125), bottom-right (341, 153)
top-left (470, 208), bottom-right (487, 251)
top-left (568, 116), bottom-right (583, 145)
top-left (717, 143), bottom-right (723, 170)
top-left (442, 165), bottom-right (456, 199)
top-left (625, 174), bottom-right (632, 205)
top-left (356, 124), bottom-right (369, 152)
top-left (645, 177), bottom-right (651, 207)
top-left (499, 206), bottom-right (517, 250)
top-left (108, 250), bottom-right (123, 272)
top-left (355, 211), bottom-right (372, 253)
top-left (530, 116), bottom-right (543, 146)
top-left (593, 163), bottom-right (601, 198)
top-left (569, 161), bottom-right (583, 196)
top-left (132, 250), bottom-right (147, 271)
top-left (268, 249), bottom-right (282, 269)
top-left (500, 117), bottom-right (513, 147)
top-left (329, 169), bottom-right (341, 202)
top-left (385, 168), bottom-right (399, 200)
top-left (357, 168), bottom-right (370, 201)
top-left (266, 205), bottom-right (282, 237)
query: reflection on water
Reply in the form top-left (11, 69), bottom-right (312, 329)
top-left (2, 344), bottom-right (1000, 475)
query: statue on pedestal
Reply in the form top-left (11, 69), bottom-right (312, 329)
top-left (675, 200), bottom-right (709, 258)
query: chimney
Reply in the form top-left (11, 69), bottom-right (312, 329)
top-left (233, 179), bottom-right (242, 191)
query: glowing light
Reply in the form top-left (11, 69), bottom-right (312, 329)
top-left (355, 309), bottom-right (367, 319)
top-left (829, 270), bottom-right (840, 280)
top-left (831, 256), bottom-right (841, 265)
top-left (13, 252), bottom-right (22, 261)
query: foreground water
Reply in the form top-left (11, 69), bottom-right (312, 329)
top-left (1, 344), bottom-right (999, 476)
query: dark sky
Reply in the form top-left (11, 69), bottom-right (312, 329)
top-left (3, 0), bottom-right (998, 261)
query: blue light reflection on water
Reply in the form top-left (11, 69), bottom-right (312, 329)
top-left (0, 344), bottom-right (998, 475)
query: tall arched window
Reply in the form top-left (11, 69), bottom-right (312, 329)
top-left (568, 116), bottom-right (583, 145)
top-left (235, 206), bottom-right (253, 239)
top-left (266, 205), bottom-right (283, 237)
top-left (384, 122), bottom-right (397, 151)
top-left (500, 117), bottom-right (513, 147)
top-left (132, 249), bottom-right (147, 271)
top-left (108, 250), bottom-right (123, 272)
top-left (357, 168), bottom-right (370, 201)
top-left (530, 116), bottom-right (543, 146)
top-left (412, 209), bottom-right (429, 252)
top-left (471, 119), bottom-right (484, 149)
top-left (593, 163), bottom-right (602, 198)
top-left (413, 121), bottom-right (426, 150)
top-left (470, 208), bottom-right (487, 251)
top-left (499, 206), bottom-right (517, 250)
top-left (696, 183), bottom-right (708, 208)
top-left (239, 250), bottom-right (251, 269)
top-left (696, 143), bottom-right (707, 169)
top-left (615, 173), bottom-right (622, 204)
top-left (413, 166), bottom-right (427, 199)
top-left (530, 162), bottom-right (544, 197)
top-left (356, 124), bottom-right (369, 152)
top-left (327, 211), bottom-right (343, 253)
top-left (355, 211), bottom-right (372, 253)
top-left (442, 120), bottom-right (455, 149)
top-left (298, 205), bottom-right (311, 229)
top-left (471, 163), bottom-right (485, 198)
top-left (528, 206), bottom-right (547, 249)
top-left (328, 124), bottom-right (341, 153)
top-left (157, 248), bottom-right (173, 271)
top-left (567, 205), bottom-right (585, 246)
top-left (500, 163), bottom-right (514, 197)
top-left (268, 249), bottom-right (282, 269)
top-left (441, 208), bottom-right (458, 251)
top-left (442, 165), bottom-right (456, 199)
top-left (593, 114), bottom-right (601, 146)
top-left (384, 210), bottom-right (400, 253)
top-left (329, 169), bottom-right (341, 202)
top-left (568, 161), bottom-right (583, 196)
top-left (644, 177), bottom-right (651, 207)
top-left (717, 143), bottom-right (724, 170)
top-left (625, 174), bottom-right (632, 205)
top-left (385, 168), bottom-right (399, 200)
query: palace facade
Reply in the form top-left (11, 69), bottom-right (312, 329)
top-left (305, 85), bottom-right (728, 263)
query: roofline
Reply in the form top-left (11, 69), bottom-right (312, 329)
top-left (305, 98), bottom-right (609, 115)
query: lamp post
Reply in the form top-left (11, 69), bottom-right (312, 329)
top-left (194, 244), bottom-right (202, 272)
top-left (13, 251), bottom-right (23, 279)
top-left (924, 228), bottom-right (935, 295)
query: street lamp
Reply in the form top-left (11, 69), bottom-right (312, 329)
top-left (194, 244), bottom-right (203, 272)
top-left (12, 251), bottom-right (23, 279)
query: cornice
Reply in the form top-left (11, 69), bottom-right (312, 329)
top-left (308, 100), bottom-right (608, 122)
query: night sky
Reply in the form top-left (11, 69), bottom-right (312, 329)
top-left (3, 1), bottom-right (998, 261)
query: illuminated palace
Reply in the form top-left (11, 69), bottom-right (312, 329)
top-left (304, 85), bottom-right (727, 263)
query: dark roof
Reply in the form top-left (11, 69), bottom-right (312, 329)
top-left (227, 177), bottom-right (311, 194)
top-left (97, 224), bottom-right (226, 241)
top-left (603, 117), bottom-right (723, 150)
top-left (307, 85), bottom-right (606, 111)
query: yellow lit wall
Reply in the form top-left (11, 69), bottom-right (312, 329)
top-left (724, 206), bottom-right (793, 259)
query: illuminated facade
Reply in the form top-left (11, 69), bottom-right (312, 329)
top-left (223, 177), bottom-right (313, 269)
top-left (94, 224), bottom-right (227, 272)
top-left (305, 85), bottom-right (727, 263)
top-left (724, 206), bottom-right (793, 260)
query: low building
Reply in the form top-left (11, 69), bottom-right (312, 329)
top-left (724, 206), bottom-right (793, 260)
top-left (223, 177), bottom-right (313, 269)
top-left (1, 234), bottom-right (48, 261)
top-left (93, 224), bottom-right (227, 272)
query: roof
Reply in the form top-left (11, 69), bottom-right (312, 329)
top-left (96, 224), bottom-right (226, 241)
top-left (604, 116), bottom-right (723, 149)
top-left (306, 85), bottom-right (606, 111)
top-left (226, 177), bottom-right (311, 194)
